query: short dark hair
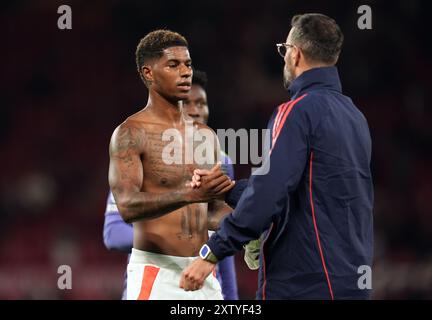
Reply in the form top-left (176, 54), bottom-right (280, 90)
top-left (192, 69), bottom-right (207, 89)
top-left (135, 29), bottom-right (188, 82)
top-left (290, 13), bottom-right (344, 65)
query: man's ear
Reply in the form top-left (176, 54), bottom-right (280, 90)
top-left (142, 65), bottom-right (153, 84)
top-left (293, 47), bottom-right (301, 67)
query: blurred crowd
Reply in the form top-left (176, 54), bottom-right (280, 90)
top-left (0, 0), bottom-right (431, 299)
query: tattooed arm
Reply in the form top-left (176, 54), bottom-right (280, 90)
top-left (108, 123), bottom-right (233, 223)
top-left (108, 123), bottom-right (187, 223)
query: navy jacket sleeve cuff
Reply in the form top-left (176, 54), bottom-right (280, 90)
top-left (225, 178), bottom-right (248, 208)
top-left (207, 232), bottom-right (228, 261)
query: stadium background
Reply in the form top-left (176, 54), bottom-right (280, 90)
top-left (1, 0), bottom-right (431, 299)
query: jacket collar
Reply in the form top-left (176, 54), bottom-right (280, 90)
top-left (288, 66), bottom-right (342, 98)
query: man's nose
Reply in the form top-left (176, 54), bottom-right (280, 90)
top-left (180, 64), bottom-right (192, 77)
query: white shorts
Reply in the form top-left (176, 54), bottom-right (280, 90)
top-left (127, 248), bottom-right (223, 300)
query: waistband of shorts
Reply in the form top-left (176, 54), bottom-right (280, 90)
top-left (129, 248), bottom-right (198, 270)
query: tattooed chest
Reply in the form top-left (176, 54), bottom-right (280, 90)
top-left (144, 131), bottom-right (205, 188)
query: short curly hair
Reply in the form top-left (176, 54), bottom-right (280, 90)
top-left (135, 29), bottom-right (188, 83)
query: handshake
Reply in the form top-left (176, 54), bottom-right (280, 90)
top-left (188, 163), bottom-right (261, 270)
top-left (185, 163), bottom-right (235, 203)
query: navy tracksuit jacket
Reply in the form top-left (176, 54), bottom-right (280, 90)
top-left (207, 66), bottom-right (374, 299)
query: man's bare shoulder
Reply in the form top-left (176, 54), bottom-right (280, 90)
top-left (109, 118), bottom-right (148, 155)
top-left (110, 108), bottom-right (162, 142)
top-left (125, 108), bottom-right (163, 126)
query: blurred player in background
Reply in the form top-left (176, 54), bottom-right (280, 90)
top-left (108, 29), bottom-right (235, 300)
top-left (103, 69), bottom-right (238, 300)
